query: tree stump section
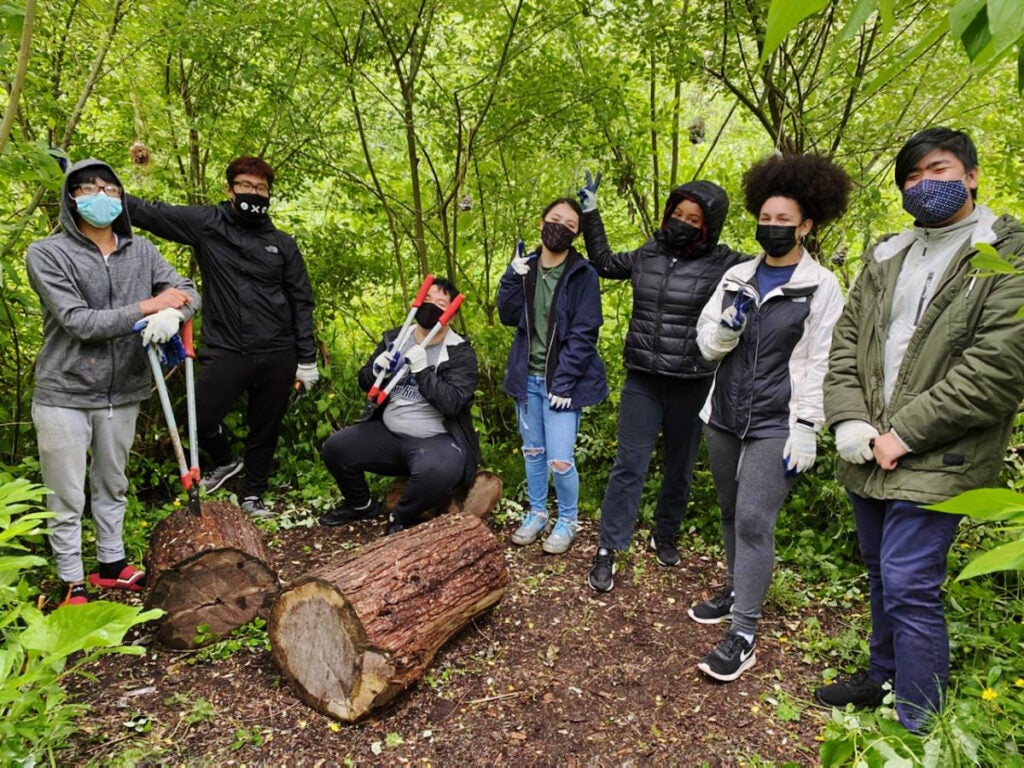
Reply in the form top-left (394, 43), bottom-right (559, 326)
top-left (385, 469), bottom-right (503, 520)
top-left (269, 513), bottom-right (508, 722)
top-left (145, 501), bottom-right (279, 649)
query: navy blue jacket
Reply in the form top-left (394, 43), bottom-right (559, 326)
top-left (497, 248), bottom-right (608, 408)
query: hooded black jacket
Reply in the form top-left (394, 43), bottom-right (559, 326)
top-left (125, 195), bottom-right (316, 362)
top-left (581, 181), bottom-right (748, 379)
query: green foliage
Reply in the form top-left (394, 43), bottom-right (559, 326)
top-left (0, 478), bottom-right (161, 765)
top-left (188, 617), bottom-right (271, 664)
top-left (930, 488), bottom-right (1024, 580)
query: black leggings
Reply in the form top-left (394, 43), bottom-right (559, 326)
top-left (321, 420), bottom-right (464, 524)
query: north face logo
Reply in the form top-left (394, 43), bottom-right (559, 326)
top-left (265, 245), bottom-right (279, 254)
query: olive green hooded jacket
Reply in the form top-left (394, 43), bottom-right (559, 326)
top-left (824, 207), bottom-right (1024, 503)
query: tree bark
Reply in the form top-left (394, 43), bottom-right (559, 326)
top-left (269, 514), bottom-right (507, 722)
top-left (384, 469), bottom-right (503, 520)
top-left (144, 501), bottom-right (279, 649)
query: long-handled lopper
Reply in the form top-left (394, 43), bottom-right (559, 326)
top-left (366, 274), bottom-right (435, 402)
top-left (135, 318), bottom-right (202, 516)
top-left (371, 292), bottom-right (465, 410)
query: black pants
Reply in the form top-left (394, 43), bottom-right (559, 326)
top-left (196, 347), bottom-right (296, 497)
top-left (321, 420), bottom-right (464, 524)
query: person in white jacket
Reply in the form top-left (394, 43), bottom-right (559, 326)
top-left (689, 153), bottom-right (850, 682)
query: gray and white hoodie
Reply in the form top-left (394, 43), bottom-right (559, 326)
top-left (26, 158), bottom-right (199, 409)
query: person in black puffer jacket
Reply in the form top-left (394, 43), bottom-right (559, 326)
top-left (579, 174), bottom-right (749, 593)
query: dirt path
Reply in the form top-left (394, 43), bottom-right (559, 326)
top-left (67, 516), bottom-right (839, 766)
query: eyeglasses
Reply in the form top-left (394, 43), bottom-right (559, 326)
top-left (232, 180), bottom-right (270, 195)
top-left (74, 183), bottom-right (122, 198)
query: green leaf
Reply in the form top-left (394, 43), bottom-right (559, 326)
top-left (926, 487), bottom-right (1024, 520)
top-left (987, 0), bottom-right (1024, 57)
top-left (970, 242), bottom-right (1020, 273)
top-left (949, 0), bottom-right (987, 39)
top-left (837, 0), bottom-right (883, 42)
top-left (957, 538), bottom-right (1024, 580)
top-left (959, 4), bottom-right (992, 60)
top-left (761, 0), bottom-right (831, 64)
top-left (19, 602), bottom-right (162, 656)
top-left (861, 19), bottom-right (947, 97)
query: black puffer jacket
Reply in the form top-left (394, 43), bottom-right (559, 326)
top-left (582, 181), bottom-right (748, 379)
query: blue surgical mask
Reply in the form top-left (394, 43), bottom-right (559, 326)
top-left (74, 193), bottom-right (123, 227)
top-left (901, 178), bottom-right (969, 226)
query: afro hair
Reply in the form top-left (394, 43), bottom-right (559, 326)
top-left (742, 153), bottom-right (851, 227)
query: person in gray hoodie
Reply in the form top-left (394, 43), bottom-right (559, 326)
top-left (26, 158), bottom-right (199, 607)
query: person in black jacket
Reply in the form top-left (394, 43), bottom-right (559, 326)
top-left (497, 198), bottom-right (608, 555)
top-left (126, 156), bottom-right (317, 518)
top-left (579, 175), bottom-right (748, 592)
top-left (318, 278), bottom-right (480, 535)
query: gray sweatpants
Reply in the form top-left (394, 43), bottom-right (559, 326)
top-left (32, 401), bottom-right (140, 583)
top-left (704, 424), bottom-right (795, 637)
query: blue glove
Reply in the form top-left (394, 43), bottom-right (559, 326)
top-left (158, 335), bottom-right (187, 368)
top-left (578, 170), bottom-right (601, 213)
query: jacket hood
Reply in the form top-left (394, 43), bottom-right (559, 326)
top-left (658, 180), bottom-right (730, 256)
top-left (60, 158), bottom-right (133, 243)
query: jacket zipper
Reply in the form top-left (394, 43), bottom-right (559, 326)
top-left (653, 257), bottom-right (677, 344)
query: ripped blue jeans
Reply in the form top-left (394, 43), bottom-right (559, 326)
top-left (516, 375), bottom-right (580, 521)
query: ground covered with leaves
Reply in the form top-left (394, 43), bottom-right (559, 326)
top-left (64, 509), bottom-right (855, 766)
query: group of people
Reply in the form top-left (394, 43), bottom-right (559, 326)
top-left (28, 127), bottom-right (1024, 734)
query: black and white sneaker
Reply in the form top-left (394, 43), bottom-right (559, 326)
top-left (587, 548), bottom-right (616, 592)
top-left (648, 534), bottom-right (680, 567)
top-left (241, 495), bottom-right (273, 520)
top-left (687, 584), bottom-right (735, 624)
top-left (698, 631), bottom-right (756, 682)
top-left (200, 458), bottom-right (244, 493)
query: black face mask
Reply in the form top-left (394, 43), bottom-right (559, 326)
top-left (415, 301), bottom-right (444, 329)
top-left (541, 221), bottom-right (577, 253)
top-left (663, 218), bottom-right (702, 251)
top-left (233, 193), bottom-right (271, 223)
top-left (755, 224), bottom-right (799, 258)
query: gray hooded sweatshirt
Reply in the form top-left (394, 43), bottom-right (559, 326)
top-left (26, 158), bottom-right (200, 408)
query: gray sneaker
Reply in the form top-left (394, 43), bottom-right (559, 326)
top-left (241, 495), bottom-right (273, 519)
top-left (511, 511), bottom-right (549, 545)
top-left (200, 458), bottom-right (244, 493)
top-left (541, 518), bottom-right (577, 554)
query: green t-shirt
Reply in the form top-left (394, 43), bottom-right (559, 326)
top-left (528, 261), bottom-right (565, 374)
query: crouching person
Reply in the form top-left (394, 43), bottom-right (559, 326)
top-left (319, 278), bottom-right (480, 535)
top-left (27, 158), bottom-right (200, 606)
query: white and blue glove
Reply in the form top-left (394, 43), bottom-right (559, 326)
top-left (295, 362), bottom-right (319, 391)
top-left (835, 420), bottom-right (879, 464)
top-left (783, 422), bottom-right (817, 476)
top-left (511, 240), bottom-right (531, 275)
top-left (577, 170), bottom-right (601, 213)
top-left (548, 393), bottom-right (573, 410)
top-left (405, 344), bottom-right (428, 373)
top-left (141, 308), bottom-right (184, 345)
top-left (373, 348), bottom-right (400, 377)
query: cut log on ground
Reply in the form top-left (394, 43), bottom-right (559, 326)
top-left (385, 469), bottom-right (503, 520)
top-left (269, 513), bottom-right (508, 722)
top-left (145, 501), bottom-right (279, 649)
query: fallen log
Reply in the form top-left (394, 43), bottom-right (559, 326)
top-left (269, 513), bottom-right (507, 722)
top-left (144, 501), bottom-right (279, 649)
top-left (385, 469), bottom-right (503, 520)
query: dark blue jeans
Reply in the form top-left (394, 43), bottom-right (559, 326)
top-left (850, 493), bottom-right (962, 732)
top-left (598, 371), bottom-right (712, 551)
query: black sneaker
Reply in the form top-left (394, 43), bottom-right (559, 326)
top-left (587, 548), bottom-right (616, 592)
top-left (814, 670), bottom-right (888, 709)
top-left (687, 584), bottom-right (735, 624)
top-left (649, 534), bottom-right (680, 567)
top-left (200, 458), bottom-right (244, 493)
top-left (319, 499), bottom-right (379, 527)
top-left (698, 631), bottom-right (756, 682)
top-left (385, 512), bottom-right (406, 536)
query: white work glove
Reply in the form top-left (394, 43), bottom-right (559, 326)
top-left (511, 243), bottom-right (531, 276)
top-left (577, 170), bottom-right (601, 213)
top-left (295, 362), bottom-right (319, 391)
top-left (834, 419), bottom-right (879, 464)
top-left (548, 393), bottom-right (573, 410)
top-left (711, 308), bottom-right (744, 349)
top-left (141, 308), bottom-right (184, 345)
top-left (783, 422), bottom-right (817, 475)
top-left (373, 348), bottom-right (399, 377)
top-left (405, 344), bottom-right (428, 373)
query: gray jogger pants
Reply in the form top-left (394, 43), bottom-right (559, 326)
top-left (32, 401), bottom-right (140, 583)
top-left (704, 424), bottom-right (796, 636)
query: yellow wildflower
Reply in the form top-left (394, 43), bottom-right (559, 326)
top-left (981, 687), bottom-right (998, 701)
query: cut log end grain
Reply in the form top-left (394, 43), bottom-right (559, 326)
top-left (144, 501), bottom-right (279, 649)
top-left (270, 514), bottom-right (508, 722)
top-left (385, 469), bottom-right (503, 520)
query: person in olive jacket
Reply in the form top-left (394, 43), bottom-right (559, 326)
top-left (816, 128), bottom-right (1024, 732)
top-left (126, 156), bottom-right (317, 518)
top-left (579, 174), bottom-right (748, 592)
top-left (497, 197), bottom-right (607, 556)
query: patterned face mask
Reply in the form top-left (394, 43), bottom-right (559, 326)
top-left (901, 178), bottom-right (969, 226)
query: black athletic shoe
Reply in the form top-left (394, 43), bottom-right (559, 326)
top-left (649, 534), bottom-right (680, 567)
top-left (200, 458), bottom-right (244, 493)
top-left (814, 670), bottom-right (888, 708)
top-left (319, 498), bottom-right (379, 527)
top-left (687, 584), bottom-right (735, 624)
top-left (698, 631), bottom-right (756, 682)
top-left (385, 512), bottom-right (406, 536)
top-left (587, 548), bottom-right (616, 592)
